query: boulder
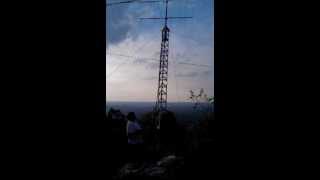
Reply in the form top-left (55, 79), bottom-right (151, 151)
top-left (114, 155), bottom-right (184, 180)
top-left (157, 155), bottom-right (183, 167)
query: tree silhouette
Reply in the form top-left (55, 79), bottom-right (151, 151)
top-left (189, 88), bottom-right (214, 114)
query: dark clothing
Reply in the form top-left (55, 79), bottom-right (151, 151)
top-left (127, 144), bottom-right (144, 163)
top-left (159, 112), bottom-right (177, 145)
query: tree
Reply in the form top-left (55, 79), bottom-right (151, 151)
top-left (189, 88), bottom-right (214, 114)
top-left (189, 88), bottom-right (214, 140)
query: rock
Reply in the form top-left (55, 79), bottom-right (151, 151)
top-left (143, 165), bottom-right (168, 179)
top-left (114, 156), bottom-right (184, 180)
top-left (157, 155), bottom-right (177, 167)
top-left (116, 163), bottom-right (144, 179)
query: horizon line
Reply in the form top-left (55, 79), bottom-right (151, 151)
top-left (106, 100), bottom-right (194, 103)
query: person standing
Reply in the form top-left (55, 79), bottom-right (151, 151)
top-left (126, 112), bottom-right (144, 164)
top-left (156, 110), bottom-right (177, 156)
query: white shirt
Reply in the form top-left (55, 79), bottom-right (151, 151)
top-left (126, 120), bottom-right (143, 144)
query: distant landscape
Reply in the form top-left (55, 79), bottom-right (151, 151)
top-left (106, 101), bottom-right (213, 124)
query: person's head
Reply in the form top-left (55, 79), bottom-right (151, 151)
top-left (158, 110), bottom-right (170, 120)
top-left (157, 110), bottom-right (176, 128)
top-left (127, 112), bottom-right (136, 122)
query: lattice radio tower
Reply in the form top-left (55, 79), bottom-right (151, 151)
top-left (140, 0), bottom-right (191, 112)
top-left (107, 0), bottom-right (192, 112)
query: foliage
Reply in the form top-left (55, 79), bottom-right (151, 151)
top-left (189, 88), bottom-right (214, 140)
top-left (189, 88), bottom-right (214, 114)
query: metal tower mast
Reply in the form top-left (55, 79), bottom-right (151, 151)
top-left (107, 0), bottom-right (191, 112)
top-left (113, 0), bottom-right (189, 113)
top-left (140, 0), bottom-right (191, 112)
top-left (156, 0), bottom-right (170, 111)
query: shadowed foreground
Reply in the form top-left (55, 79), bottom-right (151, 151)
top-left (108, 109), bottom-right (214, 180)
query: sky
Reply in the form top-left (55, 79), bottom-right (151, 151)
top-left (106, 0), bottom-right (213, 102)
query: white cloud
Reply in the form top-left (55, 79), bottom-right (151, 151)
top-left (107, 24), bottom-right (213, 102)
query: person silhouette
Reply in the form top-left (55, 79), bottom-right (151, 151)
top-left (156, 110), bottom-right (177, 156)
top-left (126, 112), bottom-right (144, 164)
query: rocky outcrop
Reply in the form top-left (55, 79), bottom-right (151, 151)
top-left (110, 110), bottom-right (214, 180)
top-left (114, 155), bottom-right (184, 180)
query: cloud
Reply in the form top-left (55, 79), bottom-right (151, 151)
top-left (141, 76), bottom-right (158, 81)
top-left (107, 6), bottom-right (132, 45)
top-left (145, 62), bottom-right (158, 70)
top-left (106, 31), bottom-right (213, 101)
top-left (153, 51), bottom-right (160, 58)
top-left (174, 52), bottom-right (192, 62)
top-left (107, 3), bottom-right (157, 46)
top-left (199, 70), bottom-right (213, 77)
top-left (175, 69), bottom-right (212, 78)
top-left (133, 58), bottom-right (148, 64)
top-left (176, 71), bottom-right (198, 78)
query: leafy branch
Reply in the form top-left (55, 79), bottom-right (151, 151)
top-left (189, 88), bottom-right (214, 114)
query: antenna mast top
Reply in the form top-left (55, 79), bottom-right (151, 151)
top-left (165, 0), bottom-right (168, 26)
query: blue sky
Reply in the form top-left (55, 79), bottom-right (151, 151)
top-left (107, 0), bottom-right (213, 102)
